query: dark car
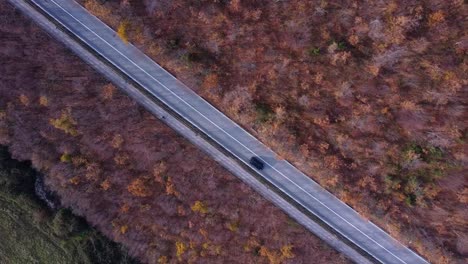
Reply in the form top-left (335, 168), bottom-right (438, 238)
top-left (249, 156), bottom-right (264, 170)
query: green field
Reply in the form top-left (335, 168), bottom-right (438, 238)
top-left (0, 146), bottom-right (138, 264)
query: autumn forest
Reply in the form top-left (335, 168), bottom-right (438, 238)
top-left (1, 0), bottom-right (466, 264)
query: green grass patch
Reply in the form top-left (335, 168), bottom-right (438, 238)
top-left (0, 146), bottom-right (138, 264)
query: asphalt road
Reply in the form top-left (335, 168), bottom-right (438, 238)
top-left (17, 0), bottom-right (429, 263)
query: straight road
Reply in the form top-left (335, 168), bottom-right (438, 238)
top-left (15, 1), bottom-right (429, 263)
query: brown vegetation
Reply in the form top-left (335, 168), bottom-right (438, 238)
top-left (77, 0), bottom-right (467, 263)
top-left (0, 2), bottom-right (349, 264)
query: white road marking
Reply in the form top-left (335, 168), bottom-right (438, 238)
top-left (33, 0), bottom-right (427, 263)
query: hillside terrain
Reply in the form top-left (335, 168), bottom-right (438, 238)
top-left (0, 1), bottom-right (349, 263)
top-left (77, 0), bottom-right (467, 263)
top-left (0, 146), bottom-right (138, 264)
